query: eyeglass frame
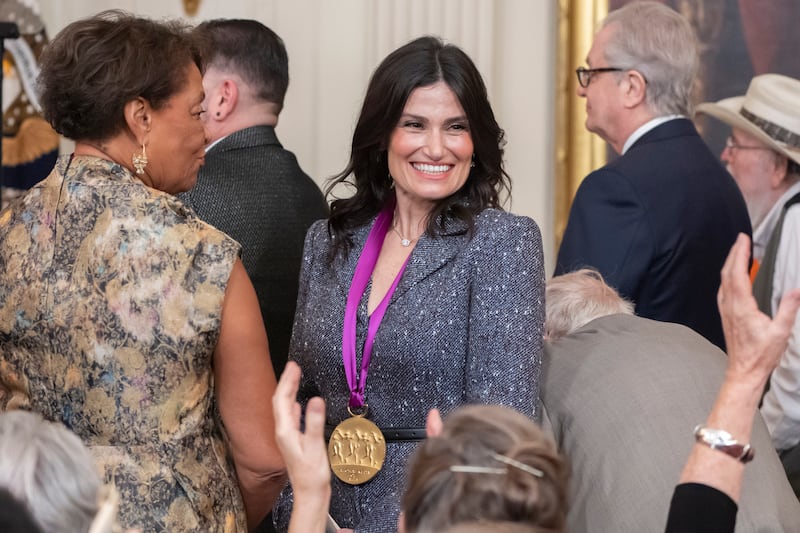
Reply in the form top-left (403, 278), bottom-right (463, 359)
top-left (575, 66), bottom-right (624, 88)
top-left (724, 136), bottom-right (772, 152)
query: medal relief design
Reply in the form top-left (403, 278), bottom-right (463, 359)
top-left (328, 416), bottom-right (386, 485)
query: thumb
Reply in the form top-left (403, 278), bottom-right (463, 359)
top-left (425, 408), bottom-right (443, 438)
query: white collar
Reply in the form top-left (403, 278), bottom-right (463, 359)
top-left (621, 115), bottom-right (684, 154)
top-left (205, 134), bottom-right (229, 154)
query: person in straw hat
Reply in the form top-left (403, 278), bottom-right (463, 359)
top-left (697, 73), bottom-right (800, 495)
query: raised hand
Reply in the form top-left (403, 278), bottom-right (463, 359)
top-left (718, 233), bottom-right (800, 385)
top-left (273, 361), bottom-right (332, 533)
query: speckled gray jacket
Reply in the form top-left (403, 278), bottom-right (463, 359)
top-left (274, 208), bottom-right (545, 532)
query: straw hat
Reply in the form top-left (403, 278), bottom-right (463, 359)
top-left (696, 73), bottom-right (800, 166)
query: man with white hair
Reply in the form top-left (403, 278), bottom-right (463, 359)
top-left (555, 1), bottom-right (751, 351)
top-left (697, 73), bottom-right (800, 489)
top-left (541, 269), bottom-right (800, 533)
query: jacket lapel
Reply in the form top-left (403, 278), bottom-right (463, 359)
top-left (392, 216), bottom-right (469, 302)
top-left (332, 214), bottom-right (469, 304)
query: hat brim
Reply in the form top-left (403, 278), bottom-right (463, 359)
top-left (696, 97), bottom-right (800, 166)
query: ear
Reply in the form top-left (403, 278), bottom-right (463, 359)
top-left (621, 69), bottom-right (647, 109)
top-left (123, 97), bottom-right (151, 144)
top-left (770, 154), bottom-right (790, 188)
top-left (209, 78), bottom-right (239, 121)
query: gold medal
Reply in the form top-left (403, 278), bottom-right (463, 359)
top-left (328, 408), bottom-right (386, 485)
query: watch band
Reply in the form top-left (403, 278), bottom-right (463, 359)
top-left (693, 425), bottom-right (755, 463)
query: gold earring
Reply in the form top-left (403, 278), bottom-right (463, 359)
top-left (132, 143), bottom-right (148, 175)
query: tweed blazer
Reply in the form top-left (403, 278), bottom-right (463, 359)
top-left (274, 208), bottom-right (545, 533)
top-left (179, 126), bottom-right (328, 374)
top-left (555, 119), bottom-right (751, 350)
top-left (542, 314), bottom-right (800, 533)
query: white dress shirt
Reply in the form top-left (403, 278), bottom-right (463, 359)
top-left (621, 115), bottom-right (683, 155)
top-left (760, 180), bottom-right (800, 450)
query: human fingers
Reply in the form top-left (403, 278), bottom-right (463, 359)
top-left (305, 396), bottom-right (327, 441)
top-left (425, 408), bottom-right (443, 438)
top-left (718, 233), bottom-right (751, 305)
top-left (275, 361), bottom-right (302, 401)
top-left (273, 362), bottom-right (302, 443)
top-left (773, 288), bottom-right (800, 343)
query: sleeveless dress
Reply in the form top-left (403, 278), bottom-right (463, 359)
top-left (0, 155), bottom-right (245, 532)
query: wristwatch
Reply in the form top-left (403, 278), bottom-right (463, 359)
top-left (693, 425), bottom-right (755, 463)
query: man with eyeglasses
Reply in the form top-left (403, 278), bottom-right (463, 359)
top-left (555, 1), bottom-right (750, 351)
top-left (697, 74), bottom-right (800, 496)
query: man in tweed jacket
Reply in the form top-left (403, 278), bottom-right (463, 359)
top-left (179, 19), bottom-right (328, 382)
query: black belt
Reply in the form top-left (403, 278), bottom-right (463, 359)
top-left (324, 425), bottom-right (426, 442)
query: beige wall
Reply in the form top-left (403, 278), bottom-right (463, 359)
top-left (38, 0), bottom-right (556, 270)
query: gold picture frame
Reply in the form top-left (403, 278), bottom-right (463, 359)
top-left (182, 0), bottom-right (201, 17)
top-left (554, 0), bottom-right (608, 248)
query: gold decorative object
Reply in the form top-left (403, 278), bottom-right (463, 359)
top-left (182, 0), bottom-right (201, 17)
top-left (555, 0), bottom-right (609, 249)
top-left (328, 414), bottom-right (386, 485)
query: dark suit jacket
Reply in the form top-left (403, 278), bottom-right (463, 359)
top-left (555, 119), bottom-right (751, 349)
top-left (542, 314), bottom-right (800, 533)
top-left (179, 126), bottom-right (328, 375)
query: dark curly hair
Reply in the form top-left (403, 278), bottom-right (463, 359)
top-left (402, 405), bottom-right (569, 533)
top-left (327, 36), bottom-right (510, 258)
top-left (38, 10), bottom-right (203, 142)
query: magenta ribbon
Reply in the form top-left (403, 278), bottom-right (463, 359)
top-left (342, 202), bottom-right (411, 409)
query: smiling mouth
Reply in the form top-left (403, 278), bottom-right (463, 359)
top-left (413, 163), bottom-right (451, 174)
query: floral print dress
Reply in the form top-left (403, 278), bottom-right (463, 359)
top-left (0, 155), bottom-right (246, 532)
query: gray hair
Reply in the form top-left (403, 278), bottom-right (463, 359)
top-left (0, 411), bottom-right (100, 533)
top-left (545, 269), bottom-right (634, 340)
top-left (602, 1), bottom-right (698, 116)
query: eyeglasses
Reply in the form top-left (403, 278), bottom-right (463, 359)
top-left (725, 136), bottom-right (771, 152)
top-left (575, 66), bottom-right (624, 88)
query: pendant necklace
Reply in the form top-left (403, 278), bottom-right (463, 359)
top-left (391, 213), bottom-right (419, 247)
top-left (392, 223), bottom-right (413, 247)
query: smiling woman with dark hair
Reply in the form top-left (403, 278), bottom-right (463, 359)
top-left (0, 11), bottom-right (285, 532)
top-left (274, 36), bottom-right (545, 532)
